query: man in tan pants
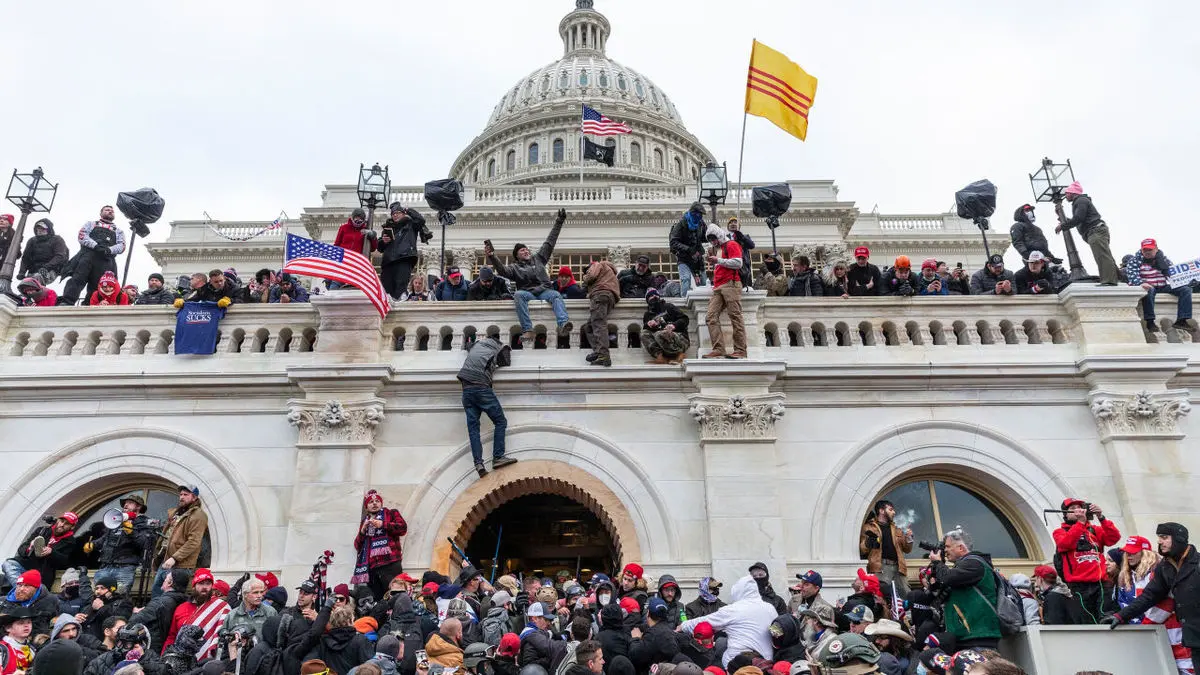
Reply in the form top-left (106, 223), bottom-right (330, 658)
top-left (702, 224), bottom-right (747, 359)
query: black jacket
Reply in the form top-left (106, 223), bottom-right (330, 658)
top-left (880, 269), bottom-right (918, 297)
top-left (628, 622), bottom-right (679, 674)
top-left (682, 597), bottom-right (724, 621)
top-left (307, 625), bottom-right (374, 675)
top-left (970, 267), bottom-right (1015, 295)
top-left (518, 627), bottom-right (566, 672)
top-left (1060, 194), bottom-right (1104, 239)
top-left (457, 338), bottom-right (511, 389)
top-left (18, 222), bottom-right (68, 277)
top-left (379, 209), bottom-right (431, 266)
top-left (1010, 207), bottom-right (1053, 260)
top-left (186, 281), bottom-right (241, 304)
top-left (0, 585), bottom-right (60, 636)
top-left (486, 215), bottom-right (565, 293)
top-left (95, 517), bottom-right (155, 567)
top-left (0, 227), bottom-right (14, 262)
top-left (1040, 586), bottom-right (1075, 625)
top-left (135, 286), bottom-right (178, 306)
top-left (83, 592), bottom-right (134, 639)
top-left (787, 269), bottom-right (824, 297)
top-left (654, 575), bottom-right (685, 629)
top-left (668, 216), bottom-right (706, 267)
top-left (758, 584), bottom-right (788, 617)
top-left (1119, 545), bottom-right (1200, 647)
top-left (384, 596), bottom-right (426, 675)
top-left (467, 279), bottom-right (512, 301)
top-left (847, 263), bottom-right (881, 296)
top-left (643, 301), bottom-right (689, 335)
top-left (618, 268), bottom-right (656, 299)
top-left (1014, 266), bottom-right (1057, 295)
top-left (597, 604), bottom-right (631, 668)
top-left (677, 634), bottom-right (719, 669)
top-left (127, 590), bottom-right (186, 648)
top-left (769, 613), bottom-right (807, 663)
top-left (12, 526), bottom-right (78, 585)
top-left (836, 592), bottom-right (883, 634)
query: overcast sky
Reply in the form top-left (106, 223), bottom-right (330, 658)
top-left (4, 0), bottom-right (1198, 287)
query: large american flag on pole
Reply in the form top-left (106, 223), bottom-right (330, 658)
top-left (582, 105), bottom-right (632, 135)
top-left (283, 233), bottom-right (389, 317)
top-left (190, 597), bottom-right (232, 660)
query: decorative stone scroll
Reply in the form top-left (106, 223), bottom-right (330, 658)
top-left (1089, 390), bottom-right (1192, 440)
top-left (607, 245), bottom-right (632, 271)
top-left (688, 394), bottom-right (786, 442)
top-left (287, 398), bottom-right (386, 446)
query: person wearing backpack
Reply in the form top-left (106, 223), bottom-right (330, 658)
top-left (928, 528), bottom-right (1002, 650)
top-left (1052, 498), bottom-right (1121, 624)
top-left (483, 592), bottom-right (516, 648)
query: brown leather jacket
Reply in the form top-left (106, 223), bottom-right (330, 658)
top-left (162, 501), bottom-right (208, 568)
top-left (584, 260), bottom-right (620, 302)
top-left (858, 517), bottom-right (913, 576)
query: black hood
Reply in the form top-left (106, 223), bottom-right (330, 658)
top-left (600, 603), bottom-right (624, 629)
top-left (261, 616), bottom-right (282, 648)
top-left (1013, 205), bottom-right (1034, 225)
top-left (323, 625), bottom-right (360, 650)
top-left (769, 613), bottom-right (801, 650)
top-left (33, 638), bottom-right (83, 675)
top-left (657, 574), bottom-right (679, 596)
top-left (33, 219), bottom-right (56, 238)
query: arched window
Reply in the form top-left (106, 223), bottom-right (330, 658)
top-left (651, 87), bottom-right (660, 105)
top-left (674, 157), bottom-right (682, 175)
top-left (506, 150), bottom-right (516, 171)
top-left (599, 71), bottom-right (609, 88)
top-left (553, 139), bottom-right (565, 163)
top-left (653, 148), bottom-right (664, 169)
top-left (618, 75), bottom-right (627, 91)
top-left (528, 143), bottom-right (539, 166)
top-left (635, 80), bottom-right (645, 98)
top-left (472, 169), bottom-right (479, 183)
top-left (559, 71), bottom-right (570, 90)
top-left (871, 477), bottom-right (1030, 560)
top-left (71, 484), bottom-right (212, 568)
top-left (541, 75), bottom-right (550, 93)
top-left (487, 159), bottom-right (496, 178)
top-left (579, 70), bottom-right (589, 87)
top-left (630, 142), bottom-right (642, 165)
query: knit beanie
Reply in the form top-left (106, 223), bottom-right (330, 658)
top-left (513, 243), bottom-right (528, 258)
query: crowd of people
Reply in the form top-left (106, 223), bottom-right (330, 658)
top-left (1, 484), bottom-right (1193, 675)
top-left (5, 183), bottom-right (1191, 338)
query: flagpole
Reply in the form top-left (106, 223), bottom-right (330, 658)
top-left (735, 111), bottom-right (748, 220)
top-left (579, 99), bottom-right (585, 185)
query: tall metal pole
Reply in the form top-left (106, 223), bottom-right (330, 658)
top-left (0, 209), bottom-right (32, 295)
top-left (120, 233), bottom-right (138, 288)
top-left (735, 112), bottom-right (748, 220)
top-left (1055, 197), bottom-right (1090, 281)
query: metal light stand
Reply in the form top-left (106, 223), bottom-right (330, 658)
top-left (0, 168), bottom-right (57, 296)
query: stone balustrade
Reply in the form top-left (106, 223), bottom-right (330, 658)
top-left (1, 285), bottom-right (1189, 364)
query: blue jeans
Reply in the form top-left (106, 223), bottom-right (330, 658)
top-left (95, 565), bottom-right (137, 593)
top-left (1, 559), bottom-right (25, 589)
top-left (514, 289), bottom-right (569, 331)
top-left (462, 388), bottom-right (507, 465)
top-left (678, 262), bottom-right (708, 297)
top-left (1143, 284), bottom-right (1193, 322)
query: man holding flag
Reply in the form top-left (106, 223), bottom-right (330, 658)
top-left (283, 233), bottom-right (390, 317)
top-left (161, 568), bottom-right (230, 659)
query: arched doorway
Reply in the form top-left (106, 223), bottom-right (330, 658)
top-left (464, 493), bottom-right (618, 581)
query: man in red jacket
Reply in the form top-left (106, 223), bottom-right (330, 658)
top-left (353, 490), bottom-right (408, 601)
top-left (701, 224), bottom-right (747, 359)
top-left (331, 208), bottom-right (377, 289)
top-left (1052, 497), bottom-right (1121, 624)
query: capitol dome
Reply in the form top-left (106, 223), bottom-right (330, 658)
top-left (450, 0), bottom-right (715, 186)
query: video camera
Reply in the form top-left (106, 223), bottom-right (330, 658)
top-left (918, 540), bottom-right (945, 559)
top-left (217, 624), bottom-right (256, 647)
top-left (116, 624), bottom-right (152, 651)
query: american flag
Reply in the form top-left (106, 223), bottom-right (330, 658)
top-left (267, 217), bottom-right (282, 230)
top-left (282, 233), bottom-right (389, 317)
top-left (190, 597), bottom-right (231, 660)
top-left (582, 105), bottom-right (632, 135)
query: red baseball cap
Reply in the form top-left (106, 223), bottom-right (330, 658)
top-left (60, 512), bottom-right (79, 525)
top-left (421, 582), bottom-right (440, 597)
top-left (693, 622), bottom-right (715, 640)
top-left (622, 563), bottom-right (644, 580)
top-left (619, 597), bottom-right (640, 614)
top-left (255, 572), bottom-right (279, 589)
top-left (854, 246), bottom-right (870, 258)
top-left (214, 579), bottom-right (231, 595)
top-left (1122, 536), bottom-right (1152, 554)
top-left (1141, 238), bottom-right (1157, 249)
top-left (193, 568), bottom-right (214, 584)
top-left (17, 570), bottom-right (41, 587)
top-left (498, 633), bottom-right (521, 657)
top-left (1032, 565), bottom-right (1057, 581)
top-left (393, 573), bottom-right (418, 584)
top-left (856, 568), bottom-right (880, 595)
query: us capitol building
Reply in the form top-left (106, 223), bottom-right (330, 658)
top-left (0, 1), bottom-right (1195, 644)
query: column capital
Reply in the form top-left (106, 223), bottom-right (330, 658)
top-left (287, 397), bottom-right (386, 448)
top-left (606, 244), bottom-right (632, 271)
top-left (1089, 389), bottom-right (1192, 441)
top-left (688, 392), bottom-right (786, 443)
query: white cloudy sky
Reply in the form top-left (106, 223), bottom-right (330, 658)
top-left (4, 0), bottom-right (1198, 286)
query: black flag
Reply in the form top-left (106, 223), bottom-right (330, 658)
top-left (584, 139), bottom-right (615, 167)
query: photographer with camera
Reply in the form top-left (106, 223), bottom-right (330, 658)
top-left (928, 528), bottom-right (1002, 651)
top-left (128, 569), bottom-right (191, 649)
top-left (642, 289), bottom-right (689, 365)
top-left (1052, 498), bottom-right (1121, 624)
top-left (1014, 251), bottom-right (1058, 295)
top-left (859, 500), bottom-right (913, 602)
top-left (378, 202), bottom-right (432, 301)
top-left (83, 623), bottom-right (165, 675)
top-left (59, 206), bottom-right (128, 306)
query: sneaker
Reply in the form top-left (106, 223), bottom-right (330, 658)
top-left (585, 352), bottom-right (600, 363)
top-left (557, 322), bottom-right (574, 337)
top-left (520, 330), bottom-right (535, 344)
top-left (727, 351), bottom-right (748, 359)
top-left (492, 456), bottom-right (518, 470)
top-left (702, 350), bottom-right (727, 359)
top-left (591, 355), bottom-right (612, 367)
top-left (1173, 319), bottom-right (1193, 330)
top-left (1146, 320), bottom-right (1161, 333)
top-left (27, 536), bottom-right (45, 556)
top-left (474, 462), bottom-right (488, 478)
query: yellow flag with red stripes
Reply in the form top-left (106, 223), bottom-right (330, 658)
top-left (745, 40), bottom-right (818, 142)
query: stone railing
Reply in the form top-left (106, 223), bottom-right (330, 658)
top-left (0, 286), bottom-right (1182, 363)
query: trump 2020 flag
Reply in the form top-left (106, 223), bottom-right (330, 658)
top-left (175, 302), bottom-right (224, 355)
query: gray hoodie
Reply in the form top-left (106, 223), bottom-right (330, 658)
top-left (51, 613), bottom-right (81, 640)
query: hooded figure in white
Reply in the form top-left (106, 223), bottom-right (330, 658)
top-left (678, 576), bottom-right (775, 667)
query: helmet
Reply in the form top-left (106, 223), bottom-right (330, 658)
top-left (813, 633), bottom-right (881, 668)
top-left (463, 643), bottom-right (495, 668)
top-left (893, 255), bottom-right (911, 269)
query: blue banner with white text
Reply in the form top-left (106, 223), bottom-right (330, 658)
top-left (174, 302), bottom-right (225, 355)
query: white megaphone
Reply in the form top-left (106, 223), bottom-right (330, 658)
top-left (102, 508), bottom-right (131, 530)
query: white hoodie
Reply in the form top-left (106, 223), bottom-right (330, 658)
top-left (679, 576), bottom-right (776, 667)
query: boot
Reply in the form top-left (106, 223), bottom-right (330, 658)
top-left (591, 355), bottom-right (612, 367)
top-left (668, 354), bottom-right (687, 364)
top-left (727, 350), bottom-right (748, 359)
top-left (492, 456), bottom-right (517, 470)
top-left (474, 462), bottom-right (488, 478)
top-left (1173, 319), bottom-right (1193, 331)
top-left (557, 321), bottom-right (574, 337)
top-left (585, 352), bottom-right (600, 363)
top-left (520, 330), bottom-right (535, 345)
top-left (1146, 320), bottom-right (1162, 333)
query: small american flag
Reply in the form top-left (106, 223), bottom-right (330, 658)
top-left (582, 105), bottom-right (632, 135)
top-left (267, 217), bottom-right (282, 231)
top-left (283, 233), bottom-right (389, 317)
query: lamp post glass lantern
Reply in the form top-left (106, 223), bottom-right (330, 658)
top-left (698, 162), bottom-right (728, 223)
top-left (1, 167), bottom-right (58, 295)
top-left (1028, 157), bottom-right (1089, 281)
top-left (356, 163), bottom-right (390, 258)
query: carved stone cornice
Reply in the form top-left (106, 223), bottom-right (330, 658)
top-left (1089, 389), bottom-right (1192, 441)
top-left (607, 244), bottom-right (632, 271)
top-left (287, 398), bottom-right (385, 448)
top-left (688, 393), bottom-right (786, 443)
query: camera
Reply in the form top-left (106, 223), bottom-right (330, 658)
top-left (919, 540), bottom-right (945, 559)
top-left (116, 624), bottom-right (151, 650)
top-left (217, 625), bottom-right (256, 646)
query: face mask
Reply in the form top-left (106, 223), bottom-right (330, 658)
top-left (915, 665), bottom-right (928, 675)
top-left (598, 593), bottom-right (611, 606)
top-left (1027, 211), bottom-right (1036, 224)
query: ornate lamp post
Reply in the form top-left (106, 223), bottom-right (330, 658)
top-left (698, 162), bottom-right (729, 225)
top-left (356, 163), bottom-right (390, 258)
top-left (1, 168), bottom-right (58, 295)
top-left (1029, 157), bottom-right (1089, 281)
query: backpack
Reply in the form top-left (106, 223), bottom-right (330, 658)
top-left (553, 641), bottom-right (580, 675)
top-left (482, 610), bottom-right (508, 647)
top-left (966, 556), bottom-right (1025, 636)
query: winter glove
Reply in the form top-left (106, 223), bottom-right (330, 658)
top-left (217, 297), bottom-right (232, 309)
top-left (419, 229), bottom-right (434, 244)
top-left (865, 532), bottom-right (880, 549)
top-left (555, 208), bottom-right (567, 226)
top-left (366, 230), bottom-right (378, 240)
top-left (121, 521), bottom-right (134, 534)
top-left (95, 245), bottom-right (111, 257)
top-left (1103, 615), bottom-right (1123, 629)
top-left (173, 298), bottom-right (184, 309)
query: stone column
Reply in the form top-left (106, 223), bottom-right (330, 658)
top-left (686, 288), bottom-right (767, 358)
top-left (686, 361), bottom-right (788, 585)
